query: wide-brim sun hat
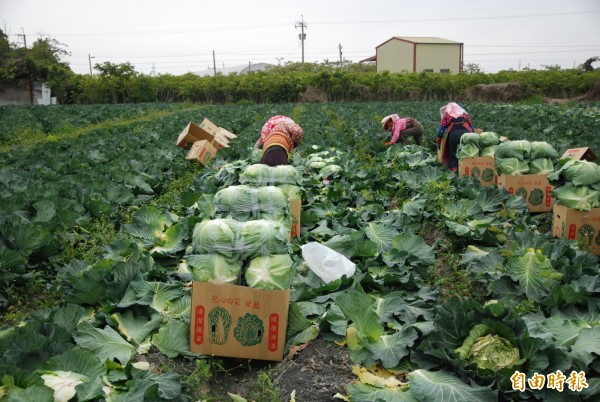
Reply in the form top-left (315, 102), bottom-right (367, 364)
top-left (381, 114), bottom-right (398, 128)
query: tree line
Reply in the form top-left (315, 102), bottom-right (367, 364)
top-left (1, 29), bottom-right (599, 105)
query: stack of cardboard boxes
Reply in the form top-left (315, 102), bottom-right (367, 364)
top-left (178, 118), bottom-right (293, 361)
top-left (551, 147), bottom-right (600, 255)
top-left (177, 118), bottom-right (237, 166)
top-left (179, 135), bottom-right (301, 359)
top-left (458, 144), bottom-right (600, 254)
top-left (458, 136), bottom-right (555, 213)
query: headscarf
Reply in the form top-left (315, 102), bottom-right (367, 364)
top-left (272, 122), bottom-right (303, 147)
top-left (288, 123), bottom-right (304, 146)
top-left (439, 102), bottom-right (467, 119)
top-left (381, 114), bottom-right (399, 128)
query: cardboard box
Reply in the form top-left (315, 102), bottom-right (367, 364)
top-left (216, 127), bottom-right (238, 144)
top-left (185, 140), bottom-right (217, 167)
top-left (552, 204), bottom-right (600, 255)
top-left (497, 174), bottom-right (554, 212)
top-left (199, 119), bottom-right (238, 149)
top-left (177, 122), bottom-right (216, 149)
top-left (289, 198), bottom-right (301, 238)
top-left (177, 120), bottom-right (235, 150)
top-left (437, 134), bottom-right (447, 164)
top-left (560, 147), bottom-right (597, 162)
top-left (190, 282), bottom-right (290, 361)
top-left (458, 157), bottom-right (497, 187)
top-left (198, 118), bottom-right (220, 136)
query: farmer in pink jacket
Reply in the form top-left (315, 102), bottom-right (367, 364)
top-left (381, 114), bottom-right (424, 146)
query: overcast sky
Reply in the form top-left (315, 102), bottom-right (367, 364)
top-left (2, 0), bottom-right (599, 76)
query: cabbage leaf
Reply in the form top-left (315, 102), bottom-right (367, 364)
top-left (551, 184), bottom-right (600, 211)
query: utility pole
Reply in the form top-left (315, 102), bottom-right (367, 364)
top-left (295, 15), bottom-right (307, 64)
top-left (17, 28), bottom-right (27, 48)
top-left (213, 50), bottom-right (217, 76)
top-left (88, 54), bottom-right (95, 76)
top-left (339, 44), bottom-right (343, 68)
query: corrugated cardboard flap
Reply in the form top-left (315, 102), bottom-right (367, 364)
top-left (560, 147), bottom-right (597, 162)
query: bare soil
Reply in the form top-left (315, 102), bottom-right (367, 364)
top-left (211, 338), bottom-right (355, 401)
top-left (143, 337), bottom-right (356, 401)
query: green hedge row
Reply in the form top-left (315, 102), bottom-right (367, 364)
top-left (65, 65), bottom-right (600, 105)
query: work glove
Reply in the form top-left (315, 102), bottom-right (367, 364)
top-left (384, 141), bottom-right (393, 146)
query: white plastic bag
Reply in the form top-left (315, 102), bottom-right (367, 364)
top-left (300, 242), bottom-right (356, 284)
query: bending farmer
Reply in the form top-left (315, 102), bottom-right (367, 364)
top-left (255, 115), bottom-right (304, 166)
top-left (381, 114), bottom-right (424, 146)
top-left (436, 102), bottom-right (474, 171)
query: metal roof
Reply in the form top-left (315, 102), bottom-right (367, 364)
top-left (376, 36), bottom-right (462, 48)
top-left (359, 55), bottom-right (377, 63)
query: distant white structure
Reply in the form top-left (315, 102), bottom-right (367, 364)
top-left (195, 62), bottom-right (275, 77)
top-left (0, 81), bottom-right (56, 105)
top-left (37, 83), bottom-right (56, 105)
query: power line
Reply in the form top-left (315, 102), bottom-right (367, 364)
top-left (311, 10), bottom-right (600, 25)
top-left (44, 22), bottom-right (291, 37)
top-left (469, 48), bottom-right (600, 56)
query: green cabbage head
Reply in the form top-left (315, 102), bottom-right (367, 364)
top-left (185, 254), bottom-right (242, 284)
top-left (478, 132), bottom-right (500, 148)
top-left (244, 254), bottom-right (295, 290)
top-left (239, 164), bottom-right (301, 185)
top-left (455, 324), bottom-right (521, 371)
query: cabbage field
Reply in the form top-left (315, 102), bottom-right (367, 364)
top-left (1, 101), bottom-right (600, 401)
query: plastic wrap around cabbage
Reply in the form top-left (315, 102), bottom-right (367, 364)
top-left (192, 219), bottom-right (237, 256)
top-left (495, 158), bottom-right (530, 175)
top-left (214, 185), bottom-right (289, 221)
top-left (239, 164), bottom-right (301, 185)
top-left (185, 254), bottom-right (242, 284)
top-left (459, 133), bottom-right (481, 147)
top-left (530, 141), bottom-right (558, 160)
top-left (551, 184), bottom-right (600, 211)
top-left (478, 132), bottom-right (500, 148)
top-left (277, 184), bottom-right (302, 201)
top-left (480, 146), bottom-right (497, 157)
top-left (549, 159), bottom-right (600, 187)
top-left (192, 218), bottom-right (290, 258)
top-left (244, 254), bottom-right (295, 290)
top-left (529, 158), bottom-right (554, 175)
top-left (457, 143), bottom-right (480, 159)
top-left (457, 132), bottom-right (500, 160)
top-left (494, 140), bottom-right (531, 161)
